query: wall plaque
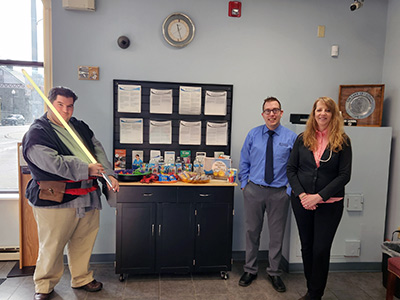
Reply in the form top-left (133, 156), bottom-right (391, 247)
top-left (338, 84), bottom-right (384, 127)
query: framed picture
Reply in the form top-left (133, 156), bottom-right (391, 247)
top-left (338, 84), bottom-right (385, 127)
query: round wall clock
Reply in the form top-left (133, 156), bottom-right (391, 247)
top-left (162, 13), bottom-right (195, 48)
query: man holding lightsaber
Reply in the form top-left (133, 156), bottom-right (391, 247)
top-left (22, 86), bottom-right (119, 300)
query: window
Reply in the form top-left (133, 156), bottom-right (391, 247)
top-left (0, 0), bottom-right (44, 191)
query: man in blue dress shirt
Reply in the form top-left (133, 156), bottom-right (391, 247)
top-left (238, 97), bottom-right (297, 292)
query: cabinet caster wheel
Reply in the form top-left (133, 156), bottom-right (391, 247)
top-left (220, 271), bottom-right (229, 280)
top-left (119, 274), bottom-right (125, 282)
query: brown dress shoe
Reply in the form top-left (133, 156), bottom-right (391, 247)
top-left (73, 279), bottom-right (103, 292)
top-left (34, 292), bottom-right (51, 300)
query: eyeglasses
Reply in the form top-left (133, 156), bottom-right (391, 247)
top-left (263, 108), bottom-right (281, 115)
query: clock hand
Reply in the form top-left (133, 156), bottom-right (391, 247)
top-left (176, 23), bottom-right (182, 40)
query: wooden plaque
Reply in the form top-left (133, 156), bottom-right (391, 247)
top-left (338, 84), bottom-right (384, 127)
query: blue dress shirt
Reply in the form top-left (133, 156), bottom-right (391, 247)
top-left (239, 124), bottom-right (297, 191)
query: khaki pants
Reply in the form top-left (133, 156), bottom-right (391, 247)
top-left (32, 207), bottom-right (100, 293)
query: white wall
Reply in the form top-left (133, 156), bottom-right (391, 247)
top-left (0, 199), bottom-right (19, 247)
top-left (51, 0), bottom-right (390, 255)
top-left (382, 0), bottom-right (400, 239)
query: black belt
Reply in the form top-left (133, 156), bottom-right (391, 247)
top-left (65, 179), bottom-right (96, 189)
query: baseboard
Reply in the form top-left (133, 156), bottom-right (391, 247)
top-left (66, 253), bottom-right (115, 264)
top-left (231, 250), bottom-right (382, 273)
top-left (0, 246), bottom-right (19, 261)
top-left (287, 262), bottom-right (382, 273)
top-left (26, 252), bottom-right (382, 273)
top-left (0, 252), bottom-right (19, 261)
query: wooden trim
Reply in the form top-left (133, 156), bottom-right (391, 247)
top-left (119, 180), bottom-right (238, 187)
top-left (42, 0), bottom-right (53, 105)
top-left (18, 143), bottom-right (38, 268)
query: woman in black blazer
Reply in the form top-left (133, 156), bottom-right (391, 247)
top-left (287, 97), bottom-right (352, 300)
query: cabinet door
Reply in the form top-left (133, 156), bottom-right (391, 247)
top-left (116, 203), bottom-right (156, 274)
top-left (195, 203), bottom-right (233, 272)
top-left (156, 203), bottom-right (195, 273)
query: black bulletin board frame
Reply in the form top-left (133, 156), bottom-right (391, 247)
top-left (113, 79), bottom-right (233, 168)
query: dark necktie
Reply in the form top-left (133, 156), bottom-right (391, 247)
top-left (265, 130), bottom-right (275, 184)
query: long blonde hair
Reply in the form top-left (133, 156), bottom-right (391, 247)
top-left (303, 97), bottom-right (348, 152)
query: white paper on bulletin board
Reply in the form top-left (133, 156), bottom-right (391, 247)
top-left (179, 86), bottom-right (202, 115)
top-left (206, 121), bottom-right (228, 146)
top-left (179, 120), bottom-right (201, 145)
top-left (204, 91), bottom-right (227, 116)
top-left (150, 88), bottom-right (173, 114)
top-left (119, 118), bottom-right (143, 144)
top-left (118, 84), bottom-right (141, 113)
top-left (149, 120), bottom-right (172, 144)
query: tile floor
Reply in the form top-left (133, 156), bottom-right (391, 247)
top-left (0, 260), bottom-right (393, 300)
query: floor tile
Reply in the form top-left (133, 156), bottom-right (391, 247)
top-left (160, 279), bottom-right (195, 297)
top-left (0, 260), bottom-right (397, 300)
top-left (124, 278), bottom-right (159, 298)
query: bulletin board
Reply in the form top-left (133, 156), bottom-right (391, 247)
top-left (113, 79), bottom-right (233, 168)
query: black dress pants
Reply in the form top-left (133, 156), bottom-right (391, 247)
top-left (291, 194), bottom-right (343, 300)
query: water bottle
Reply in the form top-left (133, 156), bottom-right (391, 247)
top-left (193, 156), bottom-right (201, 175)
top-left (149, 157), bottom-right (158, 174)
top-left (198, 156), bottom-right (204, 174)
top-left (166, 157), bottom-right (175, 174)
top-left (175, 156), bottom-right (183, 174)
top-left (158, 156), bottom-right (165, 174)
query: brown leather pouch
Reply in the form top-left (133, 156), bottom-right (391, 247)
top-left (38, 181), bottom-right (66, 203)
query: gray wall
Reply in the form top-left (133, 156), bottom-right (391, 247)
top-left (288, 126), bottom-right (391, 267)
top-left (51, 0), bottom-right (391, 255)
top-left (383, 0), bottom-right (400, 239)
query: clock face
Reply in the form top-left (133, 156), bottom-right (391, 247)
top-left (168, 19), bottom-right (190, 42)
top-left (162, 13), bottom-right (195, 48)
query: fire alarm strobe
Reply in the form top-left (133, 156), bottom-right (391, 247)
top-left (229, 1), bottom-right (242, 17)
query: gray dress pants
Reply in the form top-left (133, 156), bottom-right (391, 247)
top-left (243, 181), bottom-right (290, 275)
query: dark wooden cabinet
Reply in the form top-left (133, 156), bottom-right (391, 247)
top-left (156, 202), bottom-right (194, 273)
top-left (115, 183), bottom-right (235, 279)
top-left (194, 202), bottom-right (233, 273)
top-left (116, 203), bottom-right (155, 274)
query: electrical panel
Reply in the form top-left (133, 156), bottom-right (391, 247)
top-left (346, 193), bottom-right (364, 211)
top-left (345, 240), bottom-right (361, 257)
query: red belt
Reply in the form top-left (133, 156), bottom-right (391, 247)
top-left (64, 177), bottom-right (98, 195)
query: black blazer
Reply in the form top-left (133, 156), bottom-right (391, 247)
top-left (287, 134), bottom-right (352, 201)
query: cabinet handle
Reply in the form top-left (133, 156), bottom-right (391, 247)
top-left (158, 224), bottom-right (162, 236)
top-left (151, 224), bottom-right (155, 236)
top-left (197, 224), bottom-right (201, 236)
top-left (199, 193), bottom-right (210, 197)
top-left (143, 193), bottom-right (153, 197)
